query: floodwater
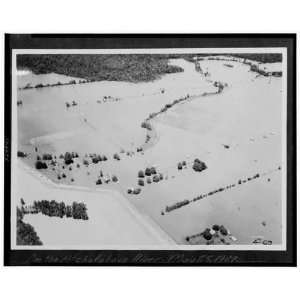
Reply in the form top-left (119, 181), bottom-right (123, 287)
top-left (16, 57), bottom-right (284, 246)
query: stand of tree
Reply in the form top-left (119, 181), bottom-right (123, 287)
top-left (17, 207), bottom-right (42, 245)
top-left (164, 172), bottom-right (263, 213)
top-left (17, 54), bottom-right (184, 83)
top-left (229, 53), bottom-right (282, 63)
top-left (31, 200), bottom-right (89, 220)
top-left (184, 53), bottom-right (282, 63)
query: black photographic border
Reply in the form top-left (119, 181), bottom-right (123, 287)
top-left (4, 34), bottom-right (297, 266)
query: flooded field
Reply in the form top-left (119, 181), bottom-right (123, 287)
top-left (15, 56), bottom-right (285, 248)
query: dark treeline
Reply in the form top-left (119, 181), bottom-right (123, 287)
top-left (142, 81), bottom-right (225, 126)
top-left (139, 82), bottom-right (225, 149)
top-left (184, 53), bottom-right (282, 63)
top-left (17, 54), bottom-right (184, 83)
top-left (165, 172), bottom-right (262, 213)
top-left (140, 94), bottom-right (193, 137)
top-left (31, 200), bottom-right (89, 220)
top-left (230, 53), bottom-right (282, 63)
top-left (17, 207), bottom-right (42, 245)
top-left (194, 55), bottom-right (282, 77)
top-left (249, 64), bottom-right (282, 77)
top-left (17, 54), bottom-right (281, 88)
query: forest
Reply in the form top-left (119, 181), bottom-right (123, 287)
top-left (17, 54), bottom-right (184, 83)
top-left (17, 207), bottom-right (42, 245)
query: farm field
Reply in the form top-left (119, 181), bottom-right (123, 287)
top-left (14, 55), bottom-right (284, 247)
